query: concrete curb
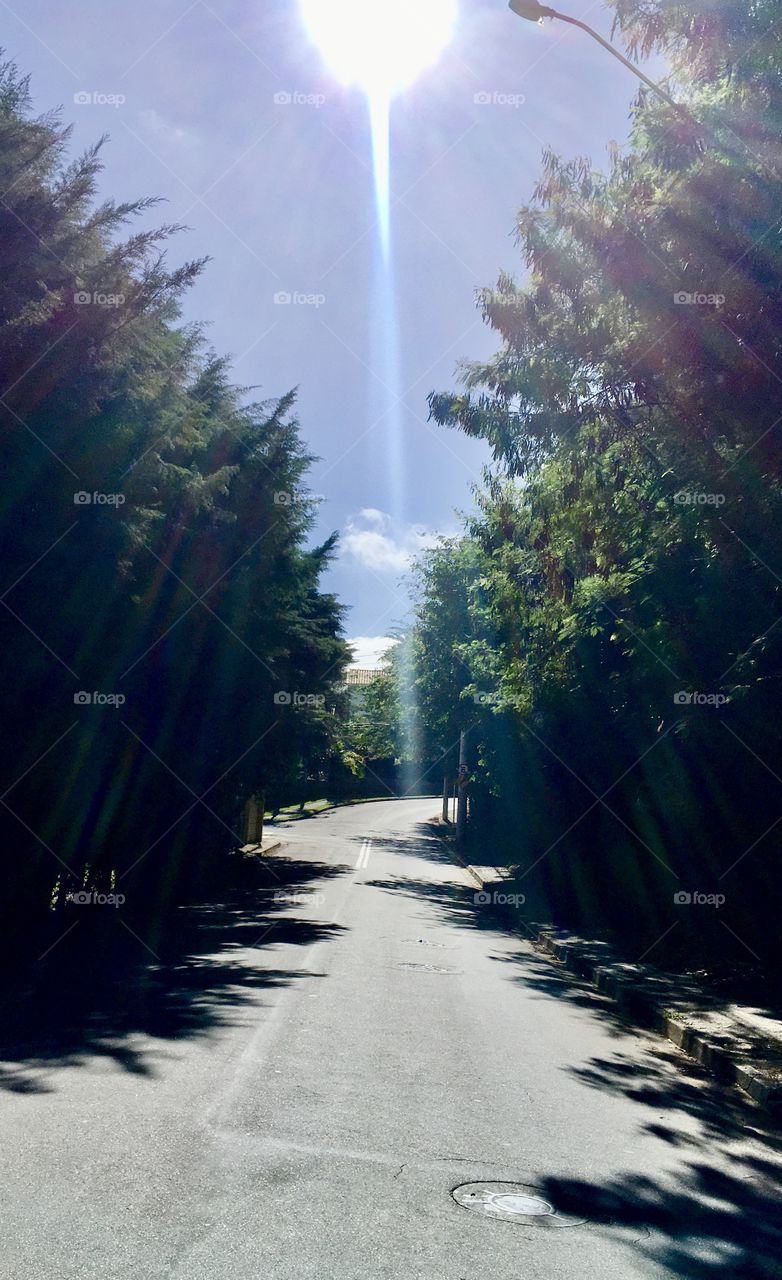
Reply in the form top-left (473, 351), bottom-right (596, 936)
top-left (432, 827), bottom-right (782, 1116)
top-left (238, 839), bottom-right (286, 859)
top-left (530, 925), bottom-right (782, 1113)
top-left (460, 864), bottom-right (486, 890)
top-left (266, 795), bottom-right (440, 828)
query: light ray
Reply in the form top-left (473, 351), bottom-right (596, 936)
top-left (299, 0), bottom-right (457, 96)
top-left (300, 0), bottom-right (458, 763)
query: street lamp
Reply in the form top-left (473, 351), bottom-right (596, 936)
top-left (509, 0), bottom-right (682, 113)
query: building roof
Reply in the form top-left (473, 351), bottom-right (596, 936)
top-left (344, 667), bottom-right (378, 686)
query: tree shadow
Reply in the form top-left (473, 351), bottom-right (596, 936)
top-left (569, 1043), bottom-right (782, 1147)
top-left (0, 857), bottom-right (348, 1094)
top-left (365, 833), bottom-right (782, 1274)
top-left (361, 819), bottom-right (553, 930)
top-left (540, 1152), bottom-right (782, 1278)
top-left (490, 945), bottom-right (646, 1033)
top-left (364, 871), bottom-right (494, 923)
top-left (355, 819), bottom-right (483, 869)
top-left (493, 923), bottom-right (782, 1274)
top-left (376, 824), bottom-right (782, 1049)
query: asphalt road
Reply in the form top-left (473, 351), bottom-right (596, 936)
top-left (2, 798), bottom-right (781, 1278)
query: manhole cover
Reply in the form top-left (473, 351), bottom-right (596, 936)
top-left (452, 1182), bottom-right (585, 1228)
top-left (493, 1194), bottom-right (553, 1215)
top-left (396, 961), bottom-right (459, 974)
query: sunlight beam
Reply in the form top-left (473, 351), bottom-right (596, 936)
top-left (300, 0), bottom-right (457, 97)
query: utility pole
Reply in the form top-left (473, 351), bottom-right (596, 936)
top-left (456, 727), bottom-right (468, 846)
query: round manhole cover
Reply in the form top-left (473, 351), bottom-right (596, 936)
top-left (492, 1193), bottom-right (553, 1215)
top-left (452, 1182), bottom-right (585, 1228)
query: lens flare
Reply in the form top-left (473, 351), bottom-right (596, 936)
top-left (299, 1), bottom-right (453, 725)
top-left (299, 0), bottom-right (457, 96)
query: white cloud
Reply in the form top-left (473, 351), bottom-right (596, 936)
top-left (343, 527), bottom-right (409, 571)
top-left (348, 636), bottom-right (399, 668)
top-left (343, 509), bottom-right (439, 573)
top-left (357, 507), bottom-right (389, 529)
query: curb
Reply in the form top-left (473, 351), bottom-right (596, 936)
top-left (238, 839), bottom-right (286, 859)
top-left (437, 832), bottom-right (782, 1116)
top-left (267, 795), bottom-right (440, 826)
top-left (531, 925), bottom-right (782, 1113)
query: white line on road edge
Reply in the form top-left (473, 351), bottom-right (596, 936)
top-left (355, 839), bottom-right (372, 870)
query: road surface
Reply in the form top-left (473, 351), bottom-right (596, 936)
top-left (1, 798), bottom-right (780, 1278)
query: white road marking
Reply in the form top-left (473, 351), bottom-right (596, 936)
top-left (355, 839), bottom-right (372, 870)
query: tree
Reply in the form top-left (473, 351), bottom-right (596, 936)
top-left (419, 0), bottom-right (782, 962)
top-left (0, 60), bottom-right (350, 951)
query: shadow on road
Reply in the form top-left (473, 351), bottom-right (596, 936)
top-left (541, 1155), bottom-right (782, 1279)
top-left (347, 821), bottom-right (462, 868)
top-left (366, 822), bottom-right (782, 1278)
top-left (0, 856), bottom-right (348, 1095)
top-left (541, 1034), bottom-right (782, 1277)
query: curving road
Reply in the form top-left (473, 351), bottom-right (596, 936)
top-left (1, 798), bottom-right (781, 1278)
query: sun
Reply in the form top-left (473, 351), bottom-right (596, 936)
top-left (300, 0), bottom-right (458, 97)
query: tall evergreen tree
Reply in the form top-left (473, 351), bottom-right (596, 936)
top-left (0, 60), bottom-right (350, 950)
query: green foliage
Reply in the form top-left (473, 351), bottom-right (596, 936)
top-left (0, 60), bottom-right (350, 940)
top-left (421, 0), bottom-right (782, 958)
top-left (343, 660), bottom-right (401, 763)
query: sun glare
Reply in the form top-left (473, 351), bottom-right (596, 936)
top-left (300, 0), bottom-right (458, 96)
top-left (298, 1), bottom-right (455, 543)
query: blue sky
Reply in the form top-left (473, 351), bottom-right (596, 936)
top-left (5, 0), bottom-right (655, 664)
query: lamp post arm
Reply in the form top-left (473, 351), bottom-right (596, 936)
top-left (542, 7), bottom-right (682, 113)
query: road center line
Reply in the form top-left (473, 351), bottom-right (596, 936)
top-left (355, 838), bottom-right (372, 870)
